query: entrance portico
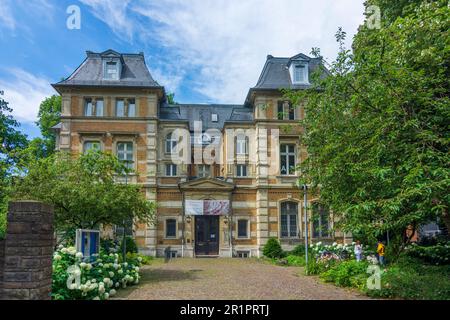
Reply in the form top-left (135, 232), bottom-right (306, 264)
top-left (179, 178), bottom-right (234, 257)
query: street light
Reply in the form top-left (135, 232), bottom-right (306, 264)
top-left (303, 184), bottom-right (309, 274)
top-left (121, 160), bottom-right (134, 262)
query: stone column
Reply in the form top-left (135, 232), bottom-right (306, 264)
top-left (0, 201), bottom-right (54, 300)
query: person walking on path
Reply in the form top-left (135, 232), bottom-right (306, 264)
top-left (376, 240), bottom-right (386, 266)
top-left (354, 240), bottom-right (363, 262)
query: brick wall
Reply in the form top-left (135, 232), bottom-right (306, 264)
top-left (0, 201), bottom-right (54, 300)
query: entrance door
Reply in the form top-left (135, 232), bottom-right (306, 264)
top-left (195, 216), bottom-right (219, 255)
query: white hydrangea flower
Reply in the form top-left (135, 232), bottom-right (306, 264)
top-left (58, 244), bottom-right (64, 249)
top-left (109, 271), bottom-right (114, 277)
top-left (103, 278), bottom-right (110, 284)
top-left (137, 257), bottom-right (142, 262)
top-left (109, 289), bottom-right (116, 296)
top-left (332, 242), bottom-right (337, 246)
top-left (118, 269), bottom-right (123, 274)
top-left (54, 254), bottom-right (62, 261)
top-left (113, 263), bottom-right (119, 270)
top-left (134, 267), bottom-right (139, 272)
top-left (123, 262), bottom-right (128, 267)
top-left (80, 262), bottom-right (87, 268)
top-left (115, 282), bottom-right (120, 288)
top-left (104, 293), bottom-right (109, 300)
top-left (61, 248), bottom-right (68, 254)
top-left (75, 252), bottom-right (83, 259)
top-left (93, 296), bottom-right (100, 300)
top-left (86, 263), bottom-right (92, 270)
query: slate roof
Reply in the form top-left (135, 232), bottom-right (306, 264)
top-left (52, 49), bottom-right (162, 90)
top-left (160, 104), bottom-right (253, 130)
top-left (252, 53), bottom-right (325, 90)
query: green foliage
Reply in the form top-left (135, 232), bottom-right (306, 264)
top-left (120, 236), bottom-right (138, 254)
top-left (262, 238), bottom-right (285, 259)
top-left (35, 95), bottom-right (61, 156)
top-left (52, 245), bottom-right (141, 300)
top-left (405, 243), bottom-right (450, 265)
top-left (366, 256), bottom-right (450, 300)
top-left (320, 260), bottom-right (369, 288)
top-left (0, 209), bottom-right (5, 239)
top-left (284, 0), bottom-right (450, 243)
top-left (289, 244), bottom-right (305, 256)
top-left (167, 92), bottom-right (178, 104)
top-left (13, 151), bottom-right (156, 232)
top-left (285, 255), bottom-right (306, 266)
top-left (126, 252), bottom-right (153, 265)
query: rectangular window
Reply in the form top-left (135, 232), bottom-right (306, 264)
top-left (105, 61), bottom-right (118, 80)
top-left (198, 165), bottom-right (210, 178)
top-left (312, 204), bottom-right (331, 238)
top-left (116, 99), bottom-right (125, 117)
top-left (166, 134), bottom-right (177, 154)
top-left (236, 136), bottom-right (248, 155)
top-left (280, 144), bottom-right (296, 175)
top-left (165, 219), bottom-right (177, 238)
top-left (211, 113), bottom-right (218, 122)
top-left (128, 98), bottom-right (136, 117)
top-left (236, 164), bottom-right (247, 177)
top-left (117, 142), bottom-right (133, 169)
top-left (84, 98), bottom-right (93, 116)
top-left (280, 202), bottom-right (298, 238)
top-left (277, 101), bottom-right (295, 120)
top-left (237, 219), bottom-right (249, 239)
top-left (96, 99), bottom-right (104, 116)
top-left (83, 141), bottom-right (101, 153)
top-left (166, 164), bottom-right (177, 176)
top-left (294, 64), bottom-right (306, 83)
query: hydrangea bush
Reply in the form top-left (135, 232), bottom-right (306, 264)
top-left (52, 245), bottom-right (143, 300)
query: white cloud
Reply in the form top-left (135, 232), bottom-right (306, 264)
top-left (0, 68), bottom-right (55, 123)
top-left (0, 0), bottom-right (16, 31)
top-left (81, 0), bottom-right (366, 103)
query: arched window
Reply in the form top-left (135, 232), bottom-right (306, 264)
top-left (236, 134), bottom-right (248, 155)
top-left (165, 133), bottom-right (177, 154)
top-left (280, 201), bottom-right (298, 238)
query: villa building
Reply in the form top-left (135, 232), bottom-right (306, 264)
top-left (52, 49), bottom-right (350, 258)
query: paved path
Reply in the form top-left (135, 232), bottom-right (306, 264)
top-left (115, 258), bottom-right (369, 300)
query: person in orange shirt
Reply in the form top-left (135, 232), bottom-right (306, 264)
top-left (377, 240), bottom-right (386, 266)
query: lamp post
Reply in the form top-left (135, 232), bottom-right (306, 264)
top-left (303, 184), bottom-right (309, 273)
top-left (121, 160), bottom-right (133, 262)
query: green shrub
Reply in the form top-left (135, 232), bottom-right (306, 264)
top-left (52, 245), bottom-right (142, 300)
top-left (290, 244), bottom-right (305, 256)
top-left (320, 260), bottom-right (369, 287)
top-left (405, 243), bottom-right (450, 265)
top-left (306, 254), bottom-right (336, 275)
top-left (0, 209), bottom-right (6, 240)
top-left (126, 252), bottom-right (153, 265)
top-left (120, 236), bottom-right (138, 254)
top-left (263, 238), bottom-right (285, 259)
top-left (285, 255), bottom-right (306, 266)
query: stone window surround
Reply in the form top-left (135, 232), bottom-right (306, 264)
top-left (235, 217), bottom-right (250, 239)
top-left (112, 137), bottom-right (137, 171)
top-left (115, 97), bottom-right (137, 117)
top-left (311, 201), bottom-right (333, 239)
top-left (278, 199), bottom-right (301, 239)
top-left (83, 97), bottom-right (104, 117)
top-left (279, 141), bottom-right (298, 176)
top-left (164, 217), bottom-right (178, 239)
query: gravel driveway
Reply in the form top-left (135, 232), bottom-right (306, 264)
top-left (115, 258), bottom-right (369, 300)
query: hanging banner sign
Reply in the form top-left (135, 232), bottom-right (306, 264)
top-left (185, 200), bottom-right (230, 215)
top-left (185, 200), bottom-right (204, 215)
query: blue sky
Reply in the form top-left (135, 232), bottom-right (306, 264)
top-left (0, 0), bottom-right (365, 139)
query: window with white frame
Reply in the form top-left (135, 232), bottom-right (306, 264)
top-left (95, 99), bottom-right (104, 116)
top-left (280, 201), bottom-right (298, 238)
top-left (84, 98), bottom-right (93, 116)
top-left (236, 135), bottom-right (248, 155)
top-left (277, 101), bottom-right (295, 120)
top-left (280, 144), bottom-right (296, 175)
top-left (165, 163), bottom-right (177, 176)
top-left (312, 203), bottom-right (331, 238)
top-left (198, 164), bottom-right (210, 178)
top-left (116, 99), bottom-right (125, 117)
top-left (237, 219), bottom-right (249, 239)
top-left (104, 61), bottom-right (119, 80)
top-left (211, 113), bottom-right (218, 122)
top-left (127, 98), bottom-right (136, 117)
top-left (165, 218), bottom-right (177, 238)
top-left (83, 141), bottom-right (101, 153)
top-left (236, 164), bottom-right (247, 177)
top-left (117, 142), bottom-right (133, 169)
top-left (165, 133), bottom-right (177, 154)
top-left (292, 63), bottom-right (308, 84)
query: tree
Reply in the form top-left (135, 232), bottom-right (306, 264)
top-left (0, 89), bottom-right (28, 237)
top-left (13, 151), bottom-right (156, 235)
top-left (167, 92), bottom-right (178, 104)
top-left (285, 1), bottom-right (449, 252)
top-left (36, 94), bottom-right (61, 155)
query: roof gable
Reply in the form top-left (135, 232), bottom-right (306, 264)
top-left (179, 178), bottom-right (235, 191)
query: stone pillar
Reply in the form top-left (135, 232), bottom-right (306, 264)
top-left (0, 201), bottom-right (54, 300)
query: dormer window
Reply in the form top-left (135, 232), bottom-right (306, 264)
top-left (291, 62), bottom-right (308, 84)
top-left (211, 113), bottom-right (218, 122)
top-left (103, 60), bottom-right (120, 80)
